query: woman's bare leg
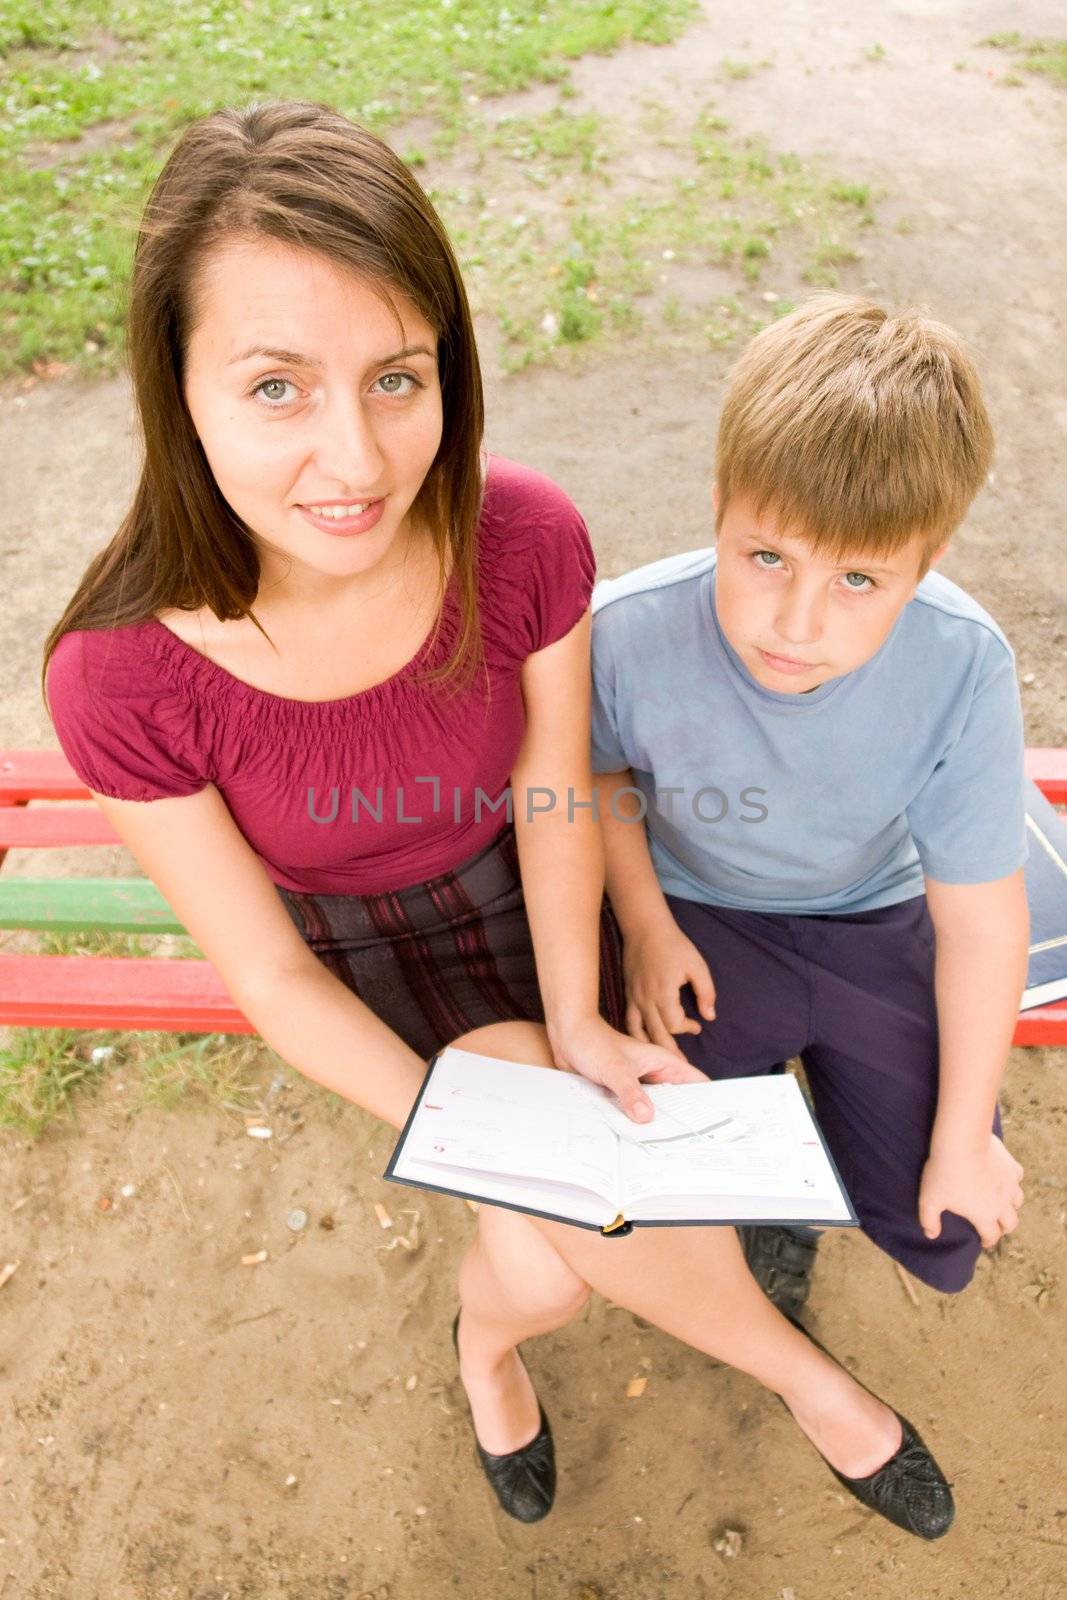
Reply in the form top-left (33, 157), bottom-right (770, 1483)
top-left (450, 1022), bottom-right (902, 1477)
top-left (451, 1022), bottom-right (590, 1453)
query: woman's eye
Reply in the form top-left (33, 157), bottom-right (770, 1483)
top-left (253, 377), bottom-right (298, 406)
top-left (753, 550), bottom-right (782, 568)
top-left (374, 371), bottom-right (419, 396)
top-left (842, 571), bottom-right (874, 590)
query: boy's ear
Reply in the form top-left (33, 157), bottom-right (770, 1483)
top-left (926, 542), bottom-right (950, 569)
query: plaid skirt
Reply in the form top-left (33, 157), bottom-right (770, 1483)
top-left (277, 825), bottom-right (626, 1060)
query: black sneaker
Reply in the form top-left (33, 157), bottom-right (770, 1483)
top-left (739, 1224), bottom-right (819, 1319)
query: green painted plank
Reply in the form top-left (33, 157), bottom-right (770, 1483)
top-left (0, 878), bottom-right (185, 934)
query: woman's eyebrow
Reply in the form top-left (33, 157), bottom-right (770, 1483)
top-left (228, 342), bottom-right (436, 367)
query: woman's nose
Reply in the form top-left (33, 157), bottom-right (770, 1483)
top-left (313, 395), bottom-right (384, 490)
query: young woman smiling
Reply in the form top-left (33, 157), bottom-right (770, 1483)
top-left (44, 100), bottom-right (705, 1522)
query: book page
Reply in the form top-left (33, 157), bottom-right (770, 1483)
top-left (393, 1049), bottom-right (621, 1208)
top-left (612, 1077), bottom-right (849, 1216)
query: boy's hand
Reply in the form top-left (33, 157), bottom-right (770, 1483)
top-left (918, 1133), bottom-right (1025, 1249)
top-left (622, 916), bottom-right (717, 1055)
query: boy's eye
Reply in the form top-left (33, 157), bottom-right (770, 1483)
top-left (753, 550), bottom-right (782, 568)
top-left (253, 377), bottom-right (298, 406)
top-left (842, 571), bottom-right (874, 590)
top-left (374, 371), bottom-right (419, 396)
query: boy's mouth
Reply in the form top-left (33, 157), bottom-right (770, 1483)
top-left (757, 648), bottom-right (818, 675)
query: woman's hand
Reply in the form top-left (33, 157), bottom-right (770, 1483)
top-left (548, 1012), bottom-right (706, 1123)
top-left (622, 916), bottom-right (717, 1054)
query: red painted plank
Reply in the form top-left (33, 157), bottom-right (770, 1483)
top-left (1012, 1002), bottom-right (1067, 1047)
top-left (1024, 748), bottom-right (1067, 804)
top-left (0, 807), bottom-right (118, 848)
top-left (0, 750), bottom-right (89, 803)
top-left (1, 748), bottom-right (1063, 827)
top-left (0, 955), bottom-right (254, 1033)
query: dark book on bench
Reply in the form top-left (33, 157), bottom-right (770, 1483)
top-left (1023, 779), bottom-right (1067, 1009)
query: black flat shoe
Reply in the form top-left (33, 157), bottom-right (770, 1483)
top-left (739, 1224), bottom-right (819, 1319)
top-left (783, 1315), bottom-right (954, 1541)
top-left (452, 1312), bottom-right (556, 1523)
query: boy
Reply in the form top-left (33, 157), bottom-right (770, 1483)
top-left (591, 295), bottom-right (1027, 1311)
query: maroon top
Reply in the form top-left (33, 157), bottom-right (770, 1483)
top-left (47, 457), bottom-right (595, 894)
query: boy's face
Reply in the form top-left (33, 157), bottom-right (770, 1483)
top-left (713, 491), bottom-right (943, 693)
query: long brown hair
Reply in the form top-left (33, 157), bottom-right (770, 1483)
top-left (43, 101), bottom-right (485, 687)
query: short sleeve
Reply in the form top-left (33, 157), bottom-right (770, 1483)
top-left (590, 604), bottom-right (630, 773)
top-left (906, 635), bottom-right (1028, 882)
top-left (515, 481), bottom-right (595, 656)
top-left (46, 629), bottom-right (210, 802)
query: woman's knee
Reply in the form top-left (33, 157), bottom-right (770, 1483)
top-left (475, 1202), bottom-right (591, 1321)
top-left (451, 1019), bottom-right (555, 1069)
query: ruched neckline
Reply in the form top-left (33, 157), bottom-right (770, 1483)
top-left (140, 579), bottom-right (462, 730)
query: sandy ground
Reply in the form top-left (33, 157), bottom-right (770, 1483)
top-left (2, 2), bottom-right (1066, 1596)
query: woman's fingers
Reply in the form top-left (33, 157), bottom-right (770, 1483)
top-left (642, 1055), bottom-right (706, 1084)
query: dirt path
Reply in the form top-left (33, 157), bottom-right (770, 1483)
top-left (2, 4), bottom-right (1066, 1597)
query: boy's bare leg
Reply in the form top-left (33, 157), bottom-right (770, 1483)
top-left (452, 1022), bottom-right (902, 1477)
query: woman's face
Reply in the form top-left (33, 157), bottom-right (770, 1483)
top-left (183, 235), bottom-right (444, 586)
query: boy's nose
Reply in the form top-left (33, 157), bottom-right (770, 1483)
top-left (775, 588), bottom-right (824, 646)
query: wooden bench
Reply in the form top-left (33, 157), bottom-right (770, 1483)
top-left (2, 747), bottom-right (1066, 1041)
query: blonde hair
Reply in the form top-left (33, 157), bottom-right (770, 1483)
top-left (715, 294), bottom-right (993, 566)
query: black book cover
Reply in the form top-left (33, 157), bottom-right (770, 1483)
top-left (1023, 779), bottom-right (1067, 1008)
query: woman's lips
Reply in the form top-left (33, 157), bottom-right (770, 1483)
top-left (297, 498), bottom-right (386, 537)
top-left (757, 647), bottom-right (818, 675)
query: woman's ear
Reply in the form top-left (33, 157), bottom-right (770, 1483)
top-left (711, 481), bottom-right (720, 516)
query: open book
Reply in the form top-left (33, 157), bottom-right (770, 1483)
top-left (386, 1047), bottom-right (857, 1235)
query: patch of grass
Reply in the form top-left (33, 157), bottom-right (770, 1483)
top-left (0, 920), bottom-right (260, 1134)
top-left (0, 1025), bottom-right (266, 1136)
top-left (802, 238), bottom-right (863, 286)
top-left (829, 180), bottom-right (871, 209)
top-left (36, 927), bottom-right (202, 958)
top-left (0, 0), bottom-right (699, 376)
top-left (980, 31), bottom-right (1067, 87)
top-left (864, 43), bottom-right (886, 62)
top-left (718, 57), bottom-right (770, 81)
top-left (443, 99), bottom-right (876, 366)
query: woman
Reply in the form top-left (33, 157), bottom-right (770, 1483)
top-left (44, 101), bottom-right (953, 1538)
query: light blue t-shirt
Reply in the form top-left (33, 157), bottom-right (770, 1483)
top-left (591, 550), bottom-right (1027, 914)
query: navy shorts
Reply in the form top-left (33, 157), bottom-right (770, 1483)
top-left (664, 892), bottom-right (999, 1294)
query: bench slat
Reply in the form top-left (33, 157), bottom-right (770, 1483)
top-left (0, 952), bottom-right (1061, 1041)
top-left (0, 878), bottom-right (183, 934)
top-left (0, 750), bottom-right (91, 802)
top-left (0, 807), bottom-right (118, 849)
top-left (6, 746), bottom-right (1067, 805)
top-left (1011, 1003), bottom-right (1067, 1047)
top-left (0, 955), bottom-right (252, 1032)
top-left (1024, 747), bottom-right (1067, 803)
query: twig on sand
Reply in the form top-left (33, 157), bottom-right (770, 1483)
top-left (161, 1162), bottom-right (192, 1226)
top-left (894, 1261), bottom-right (920, 1307)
